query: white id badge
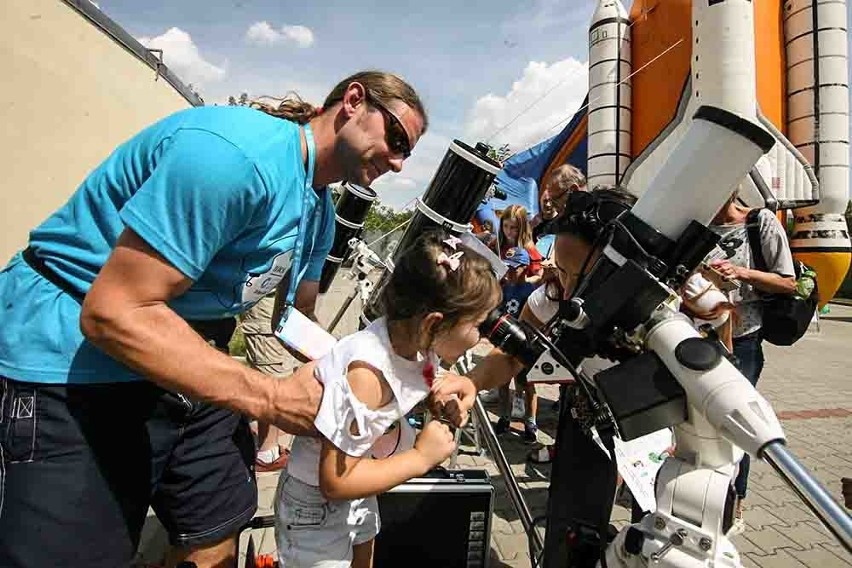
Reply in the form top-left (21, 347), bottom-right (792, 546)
top-left (274, 305), bottom-right (338, 360)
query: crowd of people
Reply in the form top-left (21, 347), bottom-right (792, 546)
top-left (0, 64), bottom-right (827, 568)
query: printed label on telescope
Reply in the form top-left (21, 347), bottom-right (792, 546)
top-left (241, 250), bottom-right (293, 306)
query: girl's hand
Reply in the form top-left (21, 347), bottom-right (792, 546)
top-left (430, 373), bottom-right (477, 427)
top-left (414, 421), bottom-right (456, 470)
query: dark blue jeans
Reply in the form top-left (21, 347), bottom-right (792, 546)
top-left (732, 331), bottom-right (765, 499)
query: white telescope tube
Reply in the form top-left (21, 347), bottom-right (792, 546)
top-left (630, 106), bottom-right (775, 242)
top-left (644, 311), bottom-right (785, 457)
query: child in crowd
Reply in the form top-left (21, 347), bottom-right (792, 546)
top-left (493, 245), bottom-right (542, 442)
top-left (275, 231), bottom-right (501, 568)
top-left (491, 205), bottom-right (544, 284)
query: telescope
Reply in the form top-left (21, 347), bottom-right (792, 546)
top-left (361, 140), bottom-right (501, 322)
top-left (318, 182), bottom-right (378, 294)
top-left (475, 106), bottom-right (852, 567)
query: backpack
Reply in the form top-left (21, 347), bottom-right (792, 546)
top-left (745, 209), bottom-right (819, 346)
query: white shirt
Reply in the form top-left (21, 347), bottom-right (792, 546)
top-left (287, 317), bottom-right (434, 486)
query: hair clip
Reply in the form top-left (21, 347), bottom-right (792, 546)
top-left (443, 236), bottom-right (463, 250)
top-left (437, 251), bottom-right (463, 271)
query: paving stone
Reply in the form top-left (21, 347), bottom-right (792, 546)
top-left (802, 521), bottom-right (844, 545)
top-left (748, 548), bottom-right (810, 567)
top-left (769, 503), bottom-right (818, 525)
top-left (759, 487), bottom-right (801, 506)
top-left (782, 521), bottom-right (836, 549)
top-left (492, 516), bottom-right (513, 535)
top-left (731, 533), bottom-right (761, 555)
top-left (494, 532), bottom-right (533, 561)
top-left (820, 545), bottom-right (852, 566)
top-left (745, 526), bottom-right (803, 554)
top-left (743, 505), bottom-right (788, 529)
top-left (788, 545), bottom-right (852, 567)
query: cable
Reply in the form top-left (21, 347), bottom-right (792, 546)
top-left (545, 37), bottom-right (686, 135)
top-left (485, 63), bottom-right (589, 143)
top-left (485, 13), bottom-right (650, 144)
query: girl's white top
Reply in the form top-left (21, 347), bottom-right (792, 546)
top-left (287, 317), bottom-right (436, 486)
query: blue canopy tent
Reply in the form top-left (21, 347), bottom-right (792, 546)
top-left (474, 98), bottom-right (589, 233)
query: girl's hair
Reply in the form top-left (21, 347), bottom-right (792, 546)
top-left (381, 231), bottom-right (501, 337)
top-left (500, 205), bottom-right (534, 249)
top-left (250, 70), bottom-right (428, 131)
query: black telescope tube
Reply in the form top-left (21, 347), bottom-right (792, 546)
top-left (319, 182), bottom-right (377, 293)
top-left (362, 140), bottom-right (501, 321)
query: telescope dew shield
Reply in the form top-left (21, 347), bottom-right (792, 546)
top-left (362, 141), bottom-right (501, 320)
top-left (319, 182), bottom-right (378, 293)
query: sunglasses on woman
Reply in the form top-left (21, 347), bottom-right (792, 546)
top-left (368, 96), bottom-right (412, 159)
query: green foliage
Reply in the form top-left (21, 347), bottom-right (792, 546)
top-left (228, 327), bottom-right (246, 357)
top-left (487, 143), bottom-right (513, 164)
top-left (228, 93), bottom-right (250, 107)
top-left (364, 201), bottom-right (414, 234)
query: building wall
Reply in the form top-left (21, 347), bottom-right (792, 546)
top-left (0, 0), bottom-right (199, 263)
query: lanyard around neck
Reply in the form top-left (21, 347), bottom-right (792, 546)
top-left (285, 123), bottom-right (321, 306)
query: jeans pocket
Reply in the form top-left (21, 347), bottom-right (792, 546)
top-left (279, 474), bottom-right (328, 530)
top-left (284, 501), bottom-right (327, 529)
top-left (1, 382), bottom-right (36, 463)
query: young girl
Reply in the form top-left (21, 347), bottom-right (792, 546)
top-left (491, 204), bottom-right (543, 284)
top-left (275, 231), bottom-right (501, 568)
top-left (490, 205), bottom-right (543, 441)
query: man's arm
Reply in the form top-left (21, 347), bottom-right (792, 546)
top-left (81, 228), bottom-right (322, 434)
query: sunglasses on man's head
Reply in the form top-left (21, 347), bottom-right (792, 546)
top-left (368, 96), bottom-right (412, 159)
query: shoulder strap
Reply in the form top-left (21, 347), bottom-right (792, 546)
top-left (745, 208), bottom-right (768, 272)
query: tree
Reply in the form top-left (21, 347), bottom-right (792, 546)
top-left (227, 92), bottom-right (249, 107)
top-left (364, 201), bottom-right (414, 235)
top-left (486, 143), bottom-right (513, 164)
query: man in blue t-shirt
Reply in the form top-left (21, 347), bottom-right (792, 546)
top-left (0, 71), bottom-right (433, 567)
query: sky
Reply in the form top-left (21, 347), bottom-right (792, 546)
top-left (92, 0), bottom-right (851, 210)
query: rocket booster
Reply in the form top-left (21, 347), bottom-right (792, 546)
top-left (587, 0), bottom-right (632, 187)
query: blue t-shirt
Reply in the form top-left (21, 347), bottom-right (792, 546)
top-left (0, 106), bottom-right (335, 384)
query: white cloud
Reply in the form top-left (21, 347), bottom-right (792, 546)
top-left (138, 27), bottom-right (226, 87)
top-left (245, 21), bottom-right (315, 48)
top-left (245, 21), bottom-right (279, 45)
top-left (464, 57), bottom-right (588, 154)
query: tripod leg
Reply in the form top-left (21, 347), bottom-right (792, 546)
top-left (327, 290), bottom-right (358, 332)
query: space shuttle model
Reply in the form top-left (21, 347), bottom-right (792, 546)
top-left (575, 0), bottom-right (850, 303)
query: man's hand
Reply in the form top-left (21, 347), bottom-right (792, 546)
top-left (709, 259), bottom-right (747, 282)
top-left (429, 373), bottom-right (478, 428)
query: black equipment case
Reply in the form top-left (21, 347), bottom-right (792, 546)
top-left (374, 468), bottom-right (495, 568)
